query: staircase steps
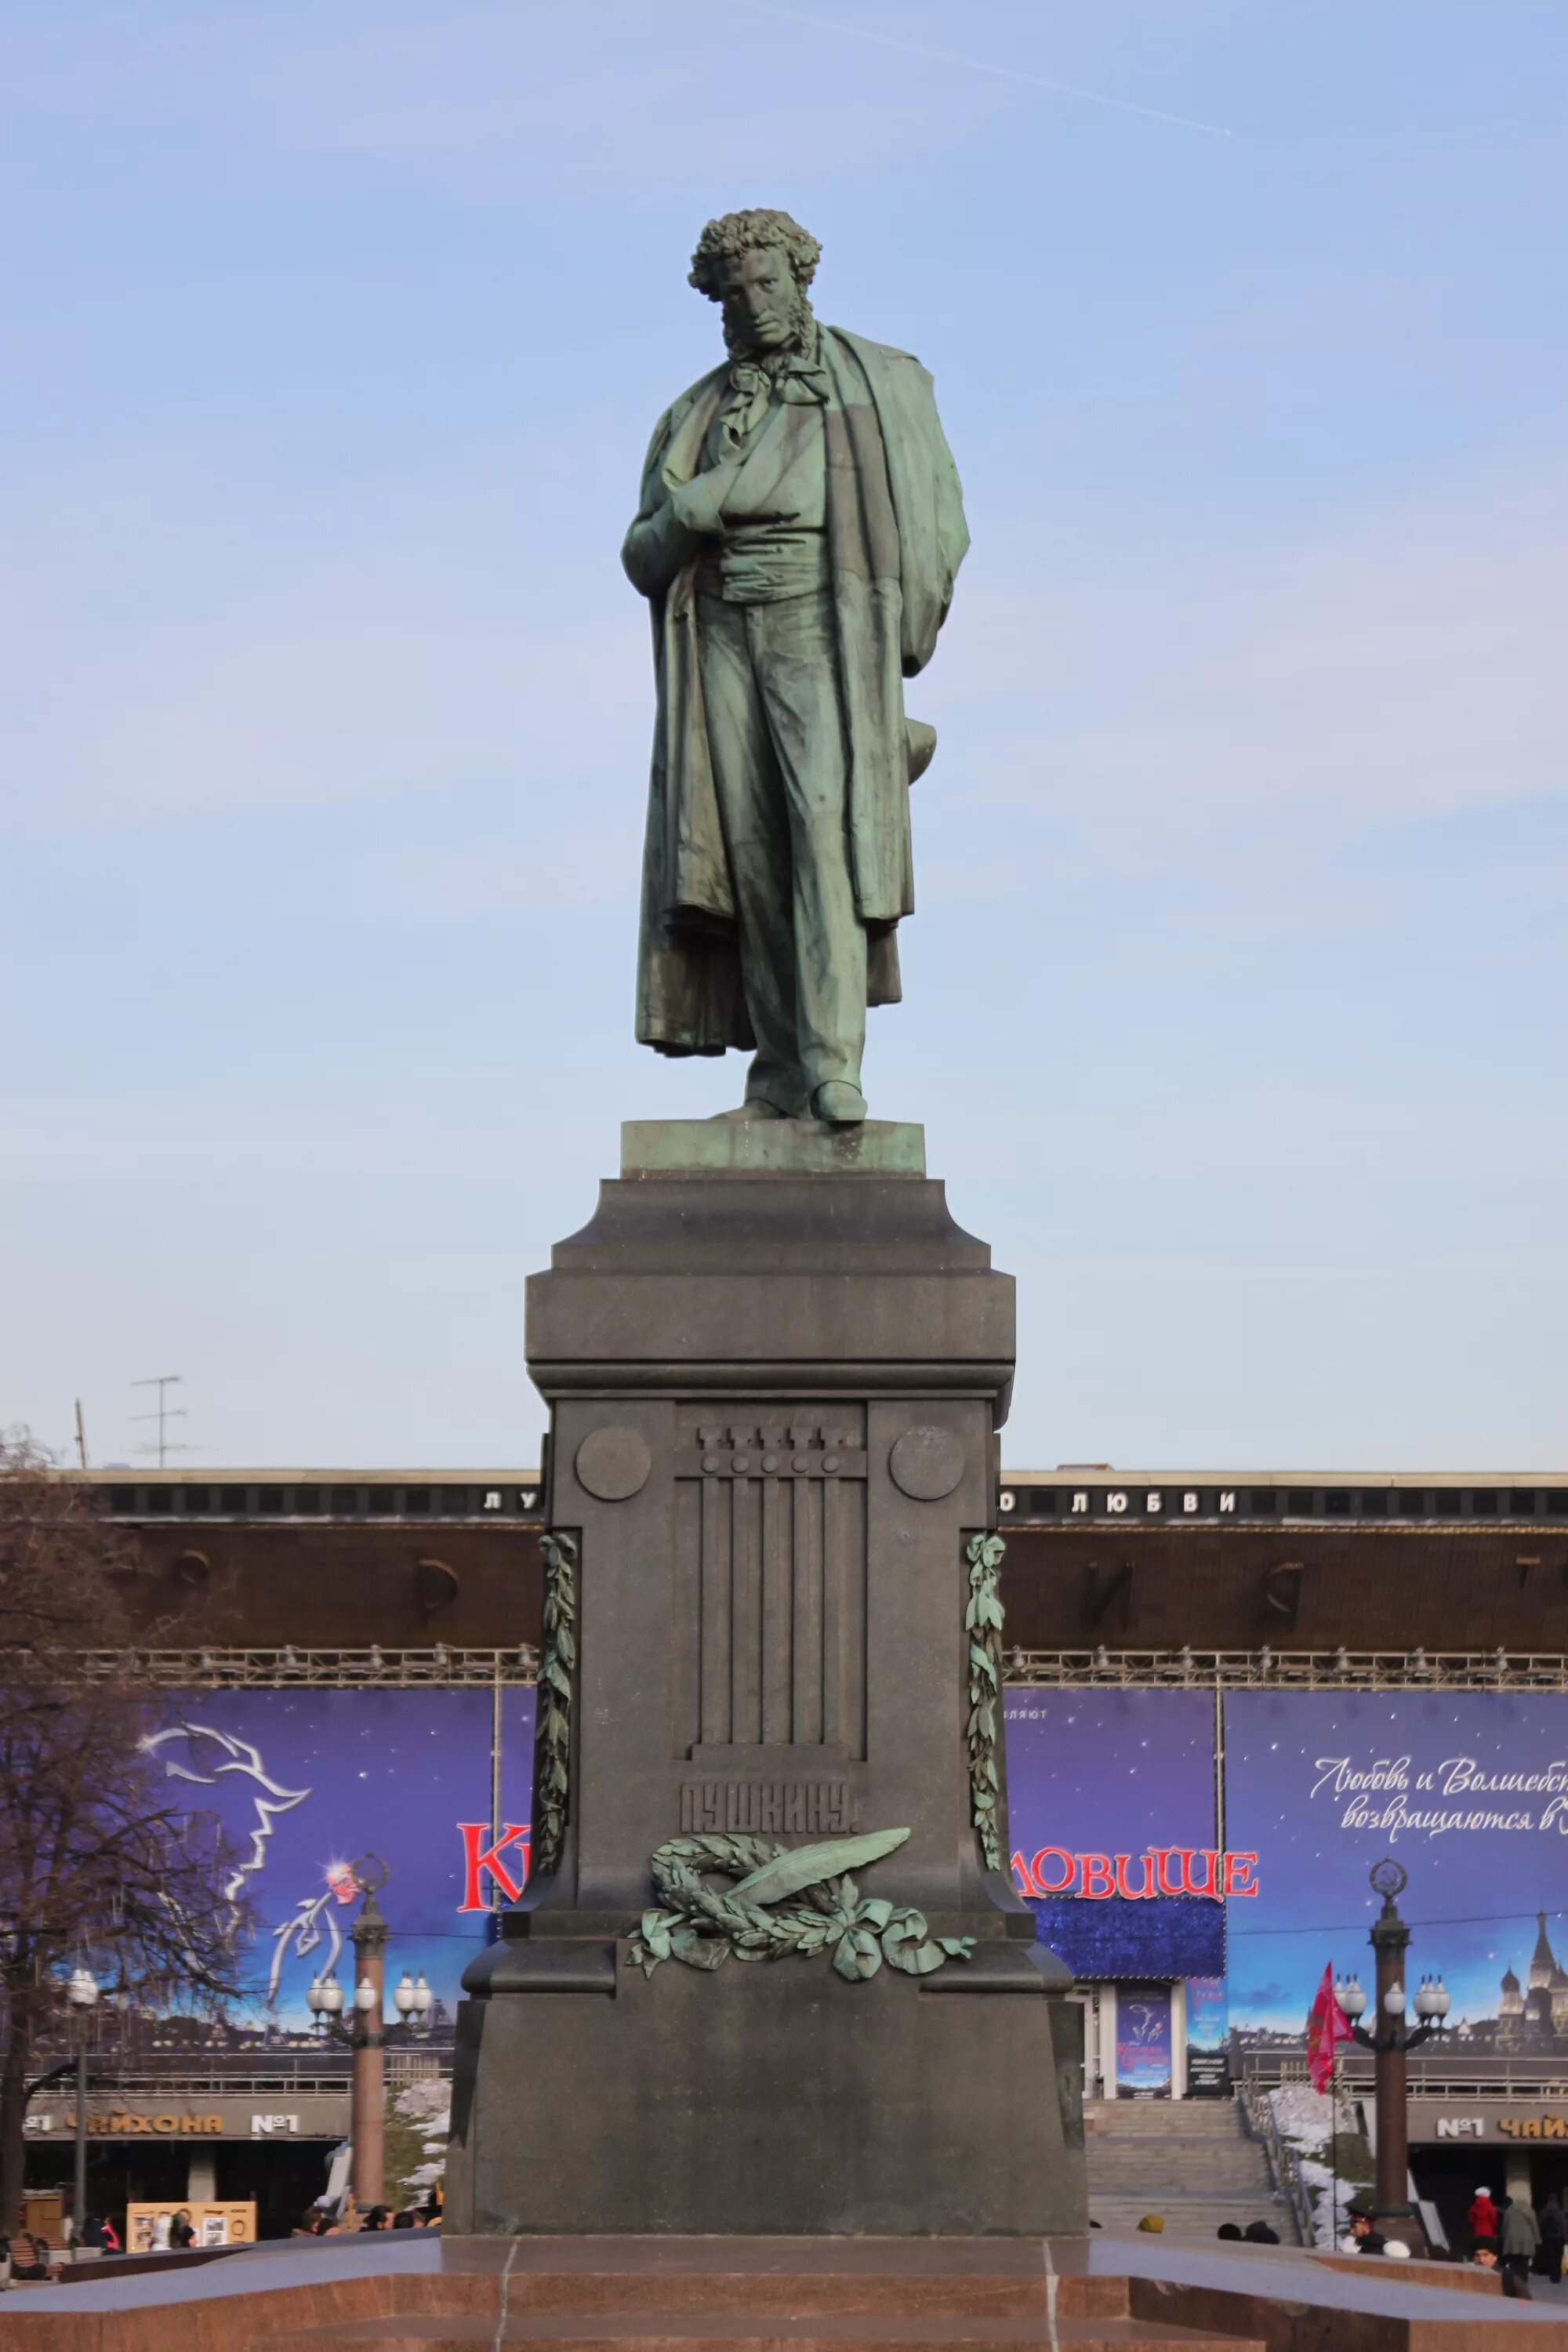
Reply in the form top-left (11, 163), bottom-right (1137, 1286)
top-left (1083, 2103), bottom-right (1298, 2246)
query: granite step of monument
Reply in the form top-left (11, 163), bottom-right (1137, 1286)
top-left (262, 2316), bottom-right (1261, 2352)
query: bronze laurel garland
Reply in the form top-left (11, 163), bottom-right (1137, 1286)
top-left (531, 1530), bottom-right (577, 1878)
top-left (626, 1828), bottom-right (974, 1983)
top-left (965, 1531), bottom-right (1005, 1872)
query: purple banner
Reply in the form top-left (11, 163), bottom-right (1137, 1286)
top-left (1004, 1690), bottom-right (1223, 1977)
top-left (1225, 1690), bottom-right (1568, 2041)
top-left (149, 1687), bottom-right (535, 2027)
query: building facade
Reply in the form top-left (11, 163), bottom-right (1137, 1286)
top-left (42, 1465), bottom-right (1568, 2237)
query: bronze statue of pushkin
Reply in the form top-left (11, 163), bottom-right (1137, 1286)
top-left (623, 210), bottom-right (968, 1125)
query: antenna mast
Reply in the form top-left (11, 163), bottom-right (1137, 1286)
top-left (131, 1374), bottom-right (191, 1468)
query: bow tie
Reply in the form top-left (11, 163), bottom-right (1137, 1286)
top-left (717, 347), bottom-right (829, 450)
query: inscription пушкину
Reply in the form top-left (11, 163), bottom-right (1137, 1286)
top-left (681, 1779), bottom-right (851, 1835)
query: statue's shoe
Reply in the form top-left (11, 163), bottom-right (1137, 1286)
top-left (812, 1082), bottom-right (868, 1124)
top-left (708, 1099), bottom-right (790, 1121)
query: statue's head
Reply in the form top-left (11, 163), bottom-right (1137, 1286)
top-left (688, 209), bottom-right (821, 358)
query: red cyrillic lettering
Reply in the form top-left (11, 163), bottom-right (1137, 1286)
top-left (1080, 1852), bottom-right (1115, 1898)
top-left (457, 1821), bottom-right (529, 1911)
top-left (1030, 1846), bottom-right (1076, 1895)
top-left (1223, 1850), bottom-right (1259, 1897)
top-left (1116, 1852), bottom-right (1157, 1900)
top-left (1181, 1849), bottom-right (1221, 1900)
top-left (1155, 1846), bottom-right (1189, 1896)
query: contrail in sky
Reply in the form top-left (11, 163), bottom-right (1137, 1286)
top-left (731, 0), bottom-right (1232, 139)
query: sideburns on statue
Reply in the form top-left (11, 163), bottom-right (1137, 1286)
top-left (622, 208), bottom-right (968, 1126)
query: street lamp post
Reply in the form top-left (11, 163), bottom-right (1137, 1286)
top-left (65, 1965), bottom-right (100, 2246)
top-left (392, 1972), bottom-right (433, 2034)
top-left (1342, 1860), bottom-right (1450, 2250)
top-left (349, 1860), bottom-right (390, 2210)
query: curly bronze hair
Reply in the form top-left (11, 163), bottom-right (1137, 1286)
top-left (688, 209), bottom-right (822, 299)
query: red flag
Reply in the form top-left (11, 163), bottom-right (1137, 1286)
top-left (1306, 1962), bottom-right (1352, 2092)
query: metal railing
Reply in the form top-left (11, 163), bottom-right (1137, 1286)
top-left (65, 1646), bottom-right (1568, 1691)
top-left (1237, 2079), bottom-right (1316, 2248)
top-left (77, 1646), bottom-right (537, 1686)
top-left (1005, 1650), bottom-right (1568, 1692)
top-left (1236, 2045), bottom-right (1568, 2099)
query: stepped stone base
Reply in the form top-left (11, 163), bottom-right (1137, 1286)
top-left (3, 2228), bottom-right (1521, 2350)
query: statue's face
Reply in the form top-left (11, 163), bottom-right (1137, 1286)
top-left (713, 246), bottom-right (800, 354)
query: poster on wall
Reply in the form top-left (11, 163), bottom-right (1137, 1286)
top-left (1115, 1985), bottom-right (1173, 2098)
top-left (1004, 1690), bottom-right (1225, 1977)
top-left (1225, 1691), bottom-right (1568, 2049)
top-left (145, 1687), bottom-right (537, 2033)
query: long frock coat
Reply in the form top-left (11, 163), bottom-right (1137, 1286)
top-left (622, 325), bottom-right (969, 1057)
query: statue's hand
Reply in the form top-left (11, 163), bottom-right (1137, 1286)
top-left (666, 469), bottom-right (731, 538)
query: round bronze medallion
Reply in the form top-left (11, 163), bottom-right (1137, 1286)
top-left (574, 1425), bottom-right (652, 1502)
top-left (888, 1426), bottom-right (964, 1502)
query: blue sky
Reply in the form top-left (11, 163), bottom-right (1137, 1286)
top-left (4, 2), bottom-right (1564, 1471)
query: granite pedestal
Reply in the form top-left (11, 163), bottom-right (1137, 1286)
top-left (445, 1122), bottom-right (1086, 2237)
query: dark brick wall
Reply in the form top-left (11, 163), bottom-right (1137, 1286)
top-left (122, 1522), bottom-right (543, 1650)
top-left (113, 1517), bottom-right (1568, 1656)
top-left (996, 1526), bottom-right (1568, 1651)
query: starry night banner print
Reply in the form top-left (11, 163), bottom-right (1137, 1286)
top-left (1004, 1690), bottom-right (1226, 1979)
top-left (147, 1687), bottom-right (536, 2027)
top-left (1225, 1691), bottom-right (1568, 2041)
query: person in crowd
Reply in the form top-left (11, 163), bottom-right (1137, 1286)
top-left (1215, 2223), bottom-right (1242, 2241)
top-left (1135, 2214), bottom-right (1164, 2234)
top-left (169, 2209), bottom-right (196, 2250)
top-left (1469, 2185), bottom-right (1500, 2250)
top-left (1471, 2245), bottom-right (1499, 2272)
top-left (392, 2210), bottom-right (416, 2229)
top-left (1348, 2210), bottom-right (1388, 2255)
top-left (1500, 2194), bottom-right (1539, 2299)
top-left (78, 2215), bottom-right (106, 2252)
top-left (1537, 2190), bottom-right (1565, 2283)
top-left (100, 2217), bottom-right (120, 2252)
top-left (360, 2205), bottom-right (390, 2232)
top-left (8, 2232), bottom-right (56, 2281)
top-left (1243, 2220), bottom-right (1280, 2245)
